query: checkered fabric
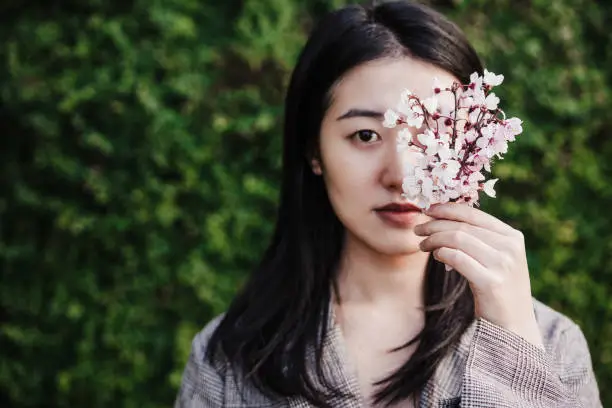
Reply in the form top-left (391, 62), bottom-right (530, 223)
top-left (174, 299), bottom-right (602, 407)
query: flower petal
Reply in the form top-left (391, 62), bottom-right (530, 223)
top-left (422, 97), bottom-right (438, 113)
top-left (383, 109), bottom-right (399, 128)
top-left (483, 178), bottom-right (498, 198)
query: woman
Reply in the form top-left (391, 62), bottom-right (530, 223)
top-left (175, 1), bottom-right (602, 407)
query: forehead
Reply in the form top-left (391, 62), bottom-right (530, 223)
top-left (328, 57), bottom-right (459, 113)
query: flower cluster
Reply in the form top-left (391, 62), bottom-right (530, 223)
top-left (382, 70), bottom-right (523, 209)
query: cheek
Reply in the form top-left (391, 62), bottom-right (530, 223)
top-left (321, 161), bottom-right (379, 233)
top-left (321, 145), bottom-right (377, 203)
top-left (324, 164), bottom-right (372, 216)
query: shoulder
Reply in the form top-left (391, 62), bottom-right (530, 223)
top-left (177, 314), bottom-right (282, 407)
top-left (532, 297), bottom-right (585, 346)
top-left (532, 298), bottom-right (594, 373)
top-left (191, 314), bottom-right (226, 361)
top-left (175, 314), bottom-right (227, 408)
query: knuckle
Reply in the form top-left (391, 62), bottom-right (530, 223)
top-left (443, 248), bottom-right (458, 263)
top-left (499, 254), bottom-right (514, 270)
top-left (507, 236), bottom-right (524, 255)
top-left (450, 248), bottom-right (462, 262)
top-left (483, 273), bottom-right (505, 291)
top-left (511, 228), bottom-right (525, 241)
top-left (450, 230), bottom-right (465, 245)
top-left (435, 246), bottom-right (448, 257)
top-left (457, 223), bottom-right (470, 233)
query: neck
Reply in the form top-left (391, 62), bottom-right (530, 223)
top-left (334, 233), bottom-right (430, 310)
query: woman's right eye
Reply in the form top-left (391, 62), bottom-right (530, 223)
top-left (351, 129), bottom-right (381, 144)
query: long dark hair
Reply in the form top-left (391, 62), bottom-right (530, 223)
top-left (207, 1), bottom-right (482, 406)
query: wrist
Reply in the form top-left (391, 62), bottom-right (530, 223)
top-left (509, 319), bottom-right (545, 351)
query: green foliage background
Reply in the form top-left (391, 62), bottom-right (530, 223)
top-left (0, 0), bottom-right (610, 406)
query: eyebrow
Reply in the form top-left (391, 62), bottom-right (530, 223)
top-left (336, 108), bottom-right (384, 121)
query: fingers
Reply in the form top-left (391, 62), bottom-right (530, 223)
top-left (414, 219), bottom-right (501, 244)
top-left (424, 202), bottom-right (515, 236)
top-left (432, 247), bottom-right (493, 287)
top-left (419, 229), bottom-right (500, 268)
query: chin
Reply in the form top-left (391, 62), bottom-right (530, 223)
top-left (340, 214), bottom-right (431, 257)
top-left (366, 232), bottom-right (425, 257)
top-left (374, 243), bottom-right (424, 257)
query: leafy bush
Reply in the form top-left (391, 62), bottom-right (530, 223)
top-left (0, 0), bottom-right (609, 406)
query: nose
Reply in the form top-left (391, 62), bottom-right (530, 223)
top-left (380, 137), bottom-right (406, 194)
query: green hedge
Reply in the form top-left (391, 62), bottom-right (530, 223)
top-left (0, 0), bottom-right (610, 406)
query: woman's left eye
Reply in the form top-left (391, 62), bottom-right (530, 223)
top-left (351, 129), bottom-right (381, 144)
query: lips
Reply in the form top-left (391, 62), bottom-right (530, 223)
top-left (374, 202), bottom-right (422, 228)
top-left (375, 202), bottom-right (421, 212)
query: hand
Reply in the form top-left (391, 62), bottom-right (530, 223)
top-left (414, 202), bottom-right (544, 350)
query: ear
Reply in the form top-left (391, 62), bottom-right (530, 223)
top-left (311, 158), bottom-right (323, 175)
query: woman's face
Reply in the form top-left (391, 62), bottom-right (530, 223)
top-left (317, 57), bottom-right (459, 256)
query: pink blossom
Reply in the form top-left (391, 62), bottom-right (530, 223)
top-left (503, 117), bottom-right (523, 141)
top-left (382, 70), bottom-right (522, 208)
top-left (418, 130), bottom-right (451, 160)
top-left (432, 159), bottom-right (461, 185)
top-left (469, 72), bottom-right (483, 90)
top-left (476, 125), bottom-right (508, 158)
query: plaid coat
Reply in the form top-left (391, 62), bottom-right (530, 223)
top-left (175, 299), bottom-right (602, 407)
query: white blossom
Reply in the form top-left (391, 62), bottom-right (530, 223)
top-left (382, 70), bottom-right (520, 208)
top-left (485, 93), bottom-right (500, 110)
top-left (432, 77), bottom-right (444, 94)
top-left (432, 159), bottom-right (461, 185)
top-left (383, 109), bottom-right (399, 128)
top-left (504, 117), bottom-right (523, 141)
top-left (483, 69), bottom-right (504, 87)
top-left (469, 72), bottom-right (483, 89)
top-left (400, 89), bottom-right (413, 105)
top-left (422, 96), bottom-right (438, 113)
top-left (396, 128), bottom-right (412, 152)
top-left (483, 178), bottom-right (499, 198)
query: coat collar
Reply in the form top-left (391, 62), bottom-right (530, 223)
top-left (293, 302), bottom-right (477, 408)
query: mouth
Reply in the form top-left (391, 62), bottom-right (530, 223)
top-left (375, 202), bottom-right (422, 212)
top-left (374, 202), bottom-right (423, 228)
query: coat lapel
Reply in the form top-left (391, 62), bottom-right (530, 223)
top-left (288, 304), bottom-right (363, 407)
top-left (288, 307), bottom-right (477, 408)
top-left (419, 321), bottom-right (477, 407)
